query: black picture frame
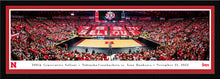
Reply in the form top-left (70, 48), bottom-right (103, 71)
top-left (0, 0), bottom-right (219, 79)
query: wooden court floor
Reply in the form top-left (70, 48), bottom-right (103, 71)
top-left (77, 39), bottom-right (142, 48)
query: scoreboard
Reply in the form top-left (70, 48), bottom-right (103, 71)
top-left (95, 10), bottom-right (125, 22)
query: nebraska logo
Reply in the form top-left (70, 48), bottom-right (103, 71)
top-left (202, 63), bottom-right (209, 67)
top-left (105, 12), bottom-right (115, 20)
top-left (11, 62), bottom-right (17, 68)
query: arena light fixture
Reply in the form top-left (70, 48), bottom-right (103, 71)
top-left (71, 13), bottom-right (74, 16)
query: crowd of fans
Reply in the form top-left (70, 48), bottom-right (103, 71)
top-left (11, 17), bottom-right (209, 61)
top-left (140, 19), bottom-right (209, 60)
top-left (11, 18), bottom-right (76, 61)
top-left (66, 19), bottom-right (79, 26)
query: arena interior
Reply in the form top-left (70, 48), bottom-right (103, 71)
top-left (10, 10), bottom-right (210, 61)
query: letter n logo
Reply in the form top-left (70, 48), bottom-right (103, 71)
top-left (11, 62), bottom-right (17, 68)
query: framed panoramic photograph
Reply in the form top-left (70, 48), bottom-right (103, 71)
top-left (1, 0), bottom-right (219, 79)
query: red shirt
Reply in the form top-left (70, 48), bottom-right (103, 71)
top-left (68, 54), bottom-right (71, 57)
top-left (45, 55), bottom-right (48, 59)
top-left (159, 57), bottom-right (164, 60)
top-left (78, 58), bottom-right (84, 61)
top-left (201, 54), bottom-right (206, 59)
top-left (104, 58), bottom-right (109, 61)
top-left (84, 58), bottom-right (90, 60)
top-left (115, 57), bottom-right (119, 59)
